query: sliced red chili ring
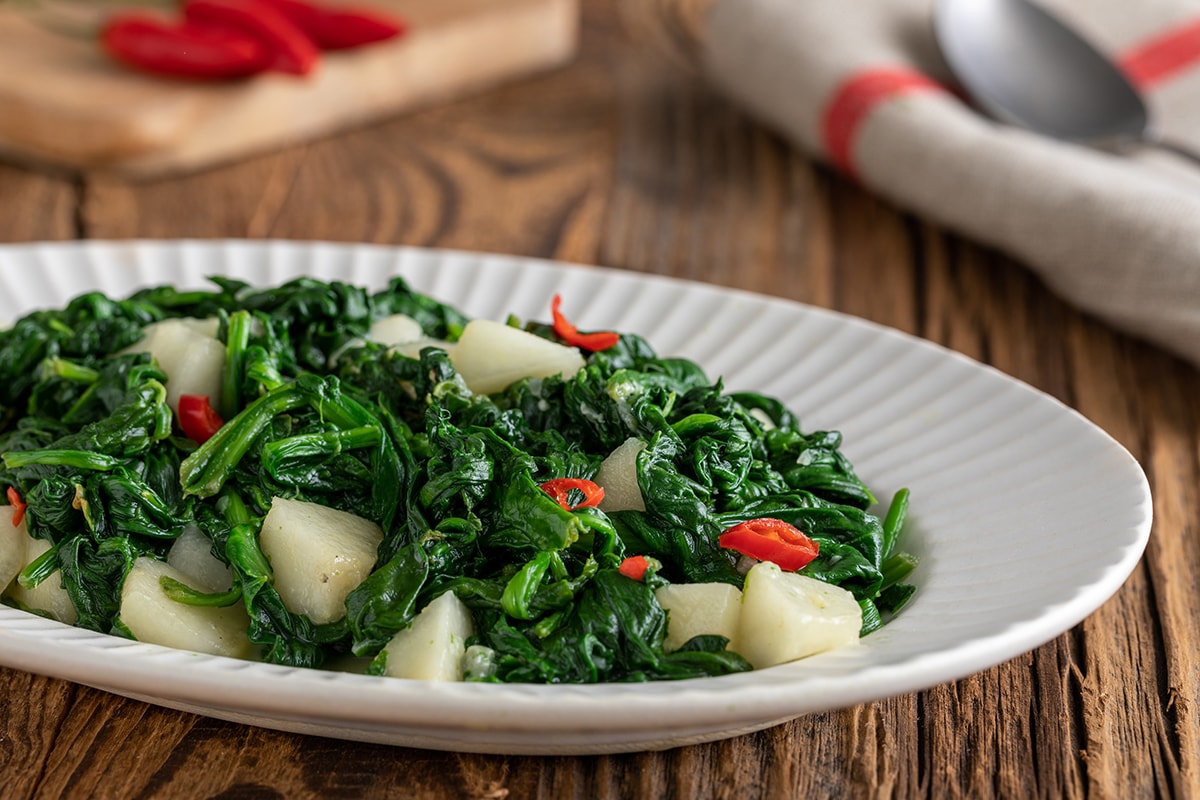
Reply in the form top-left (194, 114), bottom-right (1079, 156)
top-left (618, 555), bottom-right (651, 581)
top-left (6, 486), bottom-right (26, 528)
top-left (539, 477), bottom-right (605, 511)
top-left (718, 517), bottom-right (820, 571)
top-left (177, 394), bottom-right (226, 444)
top-left (550, 295), bottom-right (619, 352)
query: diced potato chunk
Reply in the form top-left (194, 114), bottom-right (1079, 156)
top-left (734, 562), bottom-right (861, 668)
top-left (120, 557), bottom-right (252, 658)
top-left (381, 590), bottom-right (475, 681)
top-left (259, 497), bottom-right (383, 624)
top-left (450, 319), bottom-right (585, 395)
top-left (0, 506), bottom-right (28, 592)
top-left (167, 525), bottom-right (233, 593)
top-left (370, 314), bottom-right (424, 346)
top-left (655, 582), bottom-right (742, 652)
top-left (391, 339), bottom-right (454, 360)
top-left (173, 317), bottom-right (221, 339)
top-left (7, 537), bottom-right (76, 625)
top-left (595, 437), bottom-right (647, 513)
top-left (329, 315), bottom-right (426, 364)
top-left (127, 318), bottom-right (226, 413)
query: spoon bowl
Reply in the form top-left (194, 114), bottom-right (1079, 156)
top-left (933, 0), bottom-right (1197, 160)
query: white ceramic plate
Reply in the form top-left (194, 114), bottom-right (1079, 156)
top-left (0, 240), bottom-right (1151, 754)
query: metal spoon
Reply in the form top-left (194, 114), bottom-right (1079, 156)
top-left (933, 0), bottom-right (1200, 164)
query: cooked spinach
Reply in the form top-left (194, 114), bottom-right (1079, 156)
top-left (0, 276), bottom-right (916, 682)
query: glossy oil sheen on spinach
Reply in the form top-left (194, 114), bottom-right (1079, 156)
top-left (0, 277), bottom-right (916, 682)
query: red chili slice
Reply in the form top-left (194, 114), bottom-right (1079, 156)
top-left (718, 517), bottom-right (820, 571)
top-left (178, 394), bottom-right (225, 444)
top-left (539, 477), bottom-right (605, 511)
top-left (550, 295), bottom-right (619, 352)
top-left (183, 0), bottom-right (321, 75)
top-left (101, 16), bottom-right (272, 80)
top-left (255, 0), bottom-right (406, 50)
top-left (6, 486), bottom-right (26, 528)
top-left (618, 555), bottom-right (651, 581)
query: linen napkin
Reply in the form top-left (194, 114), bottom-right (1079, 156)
top-left (624, 0), bottom-right (1200, 369)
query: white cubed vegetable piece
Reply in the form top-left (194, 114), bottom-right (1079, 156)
top-left (381, 590), bottom-right (475, 681)
top-left (128, 319), bottom-right (226, 413)
top-left (370, 314), bottom-right (424, 346)
top-left (167, 525), bottom-right (233, 592)
top-left (655, 582), bottom-right (742, 652)
top-left (120, 557), bottom-right (252, 658)
top-left (327, 315), bottom-right (424, 364)
top-left (259, 497), bottom-right (384, 624)
top-left (0, 505), bottom-right (28, 592)
top-left (175, 317), bottom-right (221, 339)
top-left (7, 537), bottom-right (76, 625)
top-left (449, 319), bottom-right (585, 395)
top-left (595, 437), bottom-right (647, 512)
top-left (130, 317), bottom-right (220, 341)
top-left (735, 561), bottom-right (862, 669)
top-left (391, 339), bottom-right (454, 360)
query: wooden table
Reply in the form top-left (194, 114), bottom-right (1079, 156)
top-left (0, 1), bottom-right (1193, 797)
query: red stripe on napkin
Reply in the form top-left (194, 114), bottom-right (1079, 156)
top-left (821, 68), bottom-right (947, 178)
top-left (1120, 18), bottom-right (1200, 88)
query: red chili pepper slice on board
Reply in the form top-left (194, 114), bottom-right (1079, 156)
top-left (618, 555), bottom-right (651, 581)
top-left (718, 517), bottom-right (820, 571)
top-left (101, 16), bottom-right (272, 80)
top-left (178, 395), bottom-right (226, 444)
top-left (6, 486), bottom-right (26, 528)
top-left (255, 0), bottom-right (406, 50)
top-left (183, 0), bottom-right (320, 75)
top-left (539, 477), bottom-right (605, 511)
top-left (550, 295), bottom-right (620, 352)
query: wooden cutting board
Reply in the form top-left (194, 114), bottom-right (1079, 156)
top-left (0, 0), bottom-right (578, 177)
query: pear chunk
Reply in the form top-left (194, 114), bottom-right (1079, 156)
top-left (655, 582), bottom-right (742, 652)
top-left (370, 314), bottom-right (424, 346)
top-left (0, 505), bottom-right (29, 592)
top-left (449, 319), bottom-right (584, 395)
top-left (6, 536), bottom-right (76, 625)
top-left (167, 525), bottom-right (233, 592)
top-left (734, 562), bottom-right (862, 668)
top-left (381, 590), bottom-right (475, 681)
top-left (391, 338), bottom-right (454, 360)
top-left (120, 557), bottom-right (252, 658)
top-left (595, 437), bottom-right (648, 513)
top-left (259, 497), bottom-right (383, 624)
top-left (127, 318), bottom-right (226, 413)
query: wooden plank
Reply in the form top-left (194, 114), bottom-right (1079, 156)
top-left (0, 0), bottom-right (578, 177)
top-left (0, 165), bottom-right (78, 243)
top-left (82, 23), bottom-right (613, 250)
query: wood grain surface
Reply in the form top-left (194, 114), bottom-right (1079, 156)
top-left (0, 0), bottom-right (1196, 797)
